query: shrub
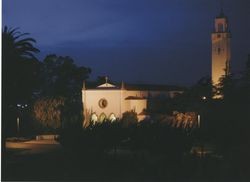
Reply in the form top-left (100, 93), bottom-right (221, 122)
top-left (33, 97), bottom-right (65, 132)
top-left (120, 110), bottom-right (138, 128)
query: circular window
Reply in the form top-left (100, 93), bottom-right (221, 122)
top-left (99, 98), bottom-right (108, 108)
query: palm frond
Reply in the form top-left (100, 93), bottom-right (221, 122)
top-left (3, 26), bottom-right (40, 60)
top-left (13, 33), bottom-right (30, 41)
top-left (9, 27), bottom-right (20, 36)
top-left (15, 38), bottom-right (37, 44)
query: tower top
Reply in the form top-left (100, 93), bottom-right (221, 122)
top-left (216, 0), bottom-right (226, 19)
top-left (220, 0), bottom-right (224, 15)
top-left (213, 4), bottom-right (229, 33)
top-left (219, 7), bottom-right (224, 17)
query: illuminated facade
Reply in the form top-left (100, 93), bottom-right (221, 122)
top-left (82, 81), bottom-right (183, 127)
top-left (211, 10), bottom-right (231, 97)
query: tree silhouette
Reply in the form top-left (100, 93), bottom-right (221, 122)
top-left (170, 76), bottom-right (212, 113)
top-left (2, 26), bottom-right (40, 105)
top-left (216, 73), bottom-right (236, 100)
top-left (2, 26), bottom-right (40, 133)
top-left (2, 26), bottom-right (40, 162)
top-left (40, 54), bottom-right (91, 97)
top-left (2, 26), bottom-right (39, 60)
top-left (121, 110), bottom-right (138, 128)
top-left (241, 54), bottom-right (250, 101)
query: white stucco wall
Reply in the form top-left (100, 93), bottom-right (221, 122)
top-left (82, 90), bottom-right (121, 123)
top-left (82, 87), bottom-right (183, 126)
top-left (82, 89), bottom-right (148, 126)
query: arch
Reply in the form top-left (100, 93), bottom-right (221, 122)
top-left (90, 113), bottom-right (98, 124)
top-left (218, 23), bottom-right (224, 32)
top-left (99, 113), bottom-right (106, 122)
top-left (109, 113), bottom-right (116, 122)
top-left (218, 47), bottom-right (221, 54)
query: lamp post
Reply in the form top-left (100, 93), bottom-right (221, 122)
top-left (197, 114), bottom-right (201, 128)
top-left (17, 117), bottom-right (20, 138)
top-left (199, 96), bottom-right (207, 157)
top-left (16, 103), bottom-right (28, 138)
top-left (198, 114), bottom-right (204, 157)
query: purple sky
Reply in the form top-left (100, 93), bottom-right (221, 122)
top-left (3, 0), bottom-right (250, 86)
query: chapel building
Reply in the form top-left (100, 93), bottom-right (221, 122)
top-left (82, 81), bottom-right (183, 127)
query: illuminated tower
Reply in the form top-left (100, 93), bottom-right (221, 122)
top-left (211, 9), bottom-right (231, 96)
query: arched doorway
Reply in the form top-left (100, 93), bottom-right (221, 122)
top-left (90, 113), bottom-right (98, 124)
top-left (109, 113), bottom-right (116, 122)
top-left (99, 113), bottom-right (106, 122)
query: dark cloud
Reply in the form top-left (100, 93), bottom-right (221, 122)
top-left (3, 0), bottom-right (250, 86)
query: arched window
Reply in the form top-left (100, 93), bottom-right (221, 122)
top-left (218, 48), bottom-right (221, 54)
top-left (99, 113), bottom-right (106, 122)
top-left (109, 113), bottom-right (116, 122)
top-left (90, 113), bottom-right (98, 124)
top-left (218, 23), bottom-right (224, 32)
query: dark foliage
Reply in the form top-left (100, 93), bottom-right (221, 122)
top-left (2, 27), bottom-right (41, 142)
top-left (2, 26), bottom-right (40, 104)
top-left (171, 76), bottom-right (213, 112)
top-left (120, 110), bottom-right (138, 128)
top-left (60, 121), bottom-right (193, 160)
top-left (40, 54), bottom-right (91, 97)
top-left (2, 27), bottom-right (90, 137)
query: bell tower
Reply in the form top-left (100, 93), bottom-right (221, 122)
top-left (211, 9), bottom-right (231, 95)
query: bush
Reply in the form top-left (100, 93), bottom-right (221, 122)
top-left (60, 120), bottom-right (193, 159)
top-left (33, 97), bottom-right (65, 132)
top-left (120, 110), bottom-right (138, 128)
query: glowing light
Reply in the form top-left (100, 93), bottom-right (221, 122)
top-left (198, 115), bottom-right (201, 128)
top-left (17, 117), bottom-right (20, 136)
top-left (109, 113), bottom-right (116, 122)
top-left (99, 113), bottom-right (106, 122)
top-left (90, 113), bottom-right (98, 123)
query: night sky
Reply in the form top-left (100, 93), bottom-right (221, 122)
top-left (3, 0), bottom-right (250, 86)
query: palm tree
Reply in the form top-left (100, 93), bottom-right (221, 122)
top-left (2, 26), bottom-right (40, 102)
top-left (2, 26), bottom-right (40, 156)
top-left (2, 26), bottom-right (39, 61)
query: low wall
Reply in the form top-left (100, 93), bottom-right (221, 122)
top-left (36, 134), bottom-right (59, 140)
